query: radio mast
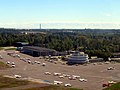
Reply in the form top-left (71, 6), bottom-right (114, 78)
top-left (40, 24), bottom-right (42, 30)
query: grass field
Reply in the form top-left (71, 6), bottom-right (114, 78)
top-left (0, 75), bottom-right (30, 89)
top-left (0, 75), bottom-right (82, 90)
top-left (0, 46), bottom-right (16, 51)
top-left (22, 85), bottom-right (82, 90)
top-left (0, 47), bottom-right (4, 50)
top-left (5, 48), bottom-right (16, 50)
top-left (103, 82), bottom-right (120, 90)
top-left (0, 61), bottom-right (9, 69)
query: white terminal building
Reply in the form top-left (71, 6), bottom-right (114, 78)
top-left (67, 51), bottom-right (89, 64)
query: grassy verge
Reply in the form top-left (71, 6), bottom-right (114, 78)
top-left (0, 75), bottom-right (82, 90)
top-left (0, 46), bottom-right (16, 51)
top-left (0, 75), bottom-right (30, 88)
top-left (22, 85), bottom-right (82, 90)
top-left (5, 48), bottom-right (16, 50)
top-left (103, 82), bottom-right (120, 90)
top-left (0, 47), bottom-right (4, 50)
top-left (0, 61), bottom-right (9, 69)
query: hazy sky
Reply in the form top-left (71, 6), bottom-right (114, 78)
top-left (0, 0), bottom-right (120, 29)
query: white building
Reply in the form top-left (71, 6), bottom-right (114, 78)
top-left (67, 51), bottom-right (89, 64)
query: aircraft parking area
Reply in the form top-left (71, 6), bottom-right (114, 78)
top-left (0, 50), bottom-right (120, 90)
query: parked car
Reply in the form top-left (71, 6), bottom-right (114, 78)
top-left (14, 75), bottom-right (21, 78)
top-left (107, 67), bottom-right (115, 70)
top-left (65, 83), bottom-right (72, 87)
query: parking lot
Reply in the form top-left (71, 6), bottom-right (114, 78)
top-left (0, 50), bottom-right (120, 90)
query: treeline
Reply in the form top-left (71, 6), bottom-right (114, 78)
top-left (0, 32), bottom-right (120, 59)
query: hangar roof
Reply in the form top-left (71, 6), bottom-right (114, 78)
top-left (23, 46), bottom-right (56, 52)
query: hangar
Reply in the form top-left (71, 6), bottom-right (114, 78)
top-left (23, 46), bottom-right (57, 57)
top-left (14, 42), bottom-right (29, 47)
top-left (14, 42), bottom-right (29, 51)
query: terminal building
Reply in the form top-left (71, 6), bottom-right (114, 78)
top-left (67, 51), bottom-right (89, 64)
top-left (22, 46), bottom-right (58, 57)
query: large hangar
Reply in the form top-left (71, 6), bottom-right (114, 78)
top-left (23, 46), bottom-right (57, 57)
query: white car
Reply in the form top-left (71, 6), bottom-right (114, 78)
top-left (28, 61), bottom-right (31, 64)
top-left (54, 81), bottom-right (63, 85)
top-left (14, 75), bottom-right (21, 78)
top-left (49, 60), bottom-right (53, 63)
top-left (45, 72), bottom-right (51, 75)
top-left (42, 63), bottom-right (46, 66)
top-left (59, 75), bottom-right (64, 78)
top-left (66, 74), bottom-right (71, 77)
top-left (107, 67), bottom-right (115, 70)
top-left (72, 75), bottom-right (80, 79)
top-left (54, 73), bottom-right (61, 76)
top-left (79, 78), bottom-right (87, 82)
top-left (108, 81), bottom-right (116, 84)
top-left (0, 55), bottom-right (3, 59)
top-left (16, 54), bottom-right (20, 58)
top-left (63, 74), bottom-right (70, 77)
top-left (11, 65), bottom-right (15, 68)
top-left (65, 83), bottom-right (72, 87)
top-left (34, 61), bottom-right (38, 63)
top-left (6, 61), bottom-right (10, 64)
top-left (68, 77), bottom-right (76, 80)
top-left (12, 62), bottom-right (15, 65)
top-left (37, 61), bottom-right (41, 64)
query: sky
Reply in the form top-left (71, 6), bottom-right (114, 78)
top-left (0, 0), bottom-right (120, 29)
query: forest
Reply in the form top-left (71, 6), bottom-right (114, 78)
top-left (0, 28), bottom-right (120, 60)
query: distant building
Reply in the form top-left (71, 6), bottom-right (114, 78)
top-left (89, 58), bottom-right (104, 63)
top-left (113, 53), bottom-right (120, 58)
top-left (67, 51), bottom-right (89, 64)
top-left (23, 46), bottom-right (58, 57)
top-left (91, 56), bottom-right (98, 59)
top-left (14, 42), bottom-right (29, 50)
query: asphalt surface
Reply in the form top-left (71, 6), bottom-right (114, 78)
top-left (0, 50), bottom-right (120, 90)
